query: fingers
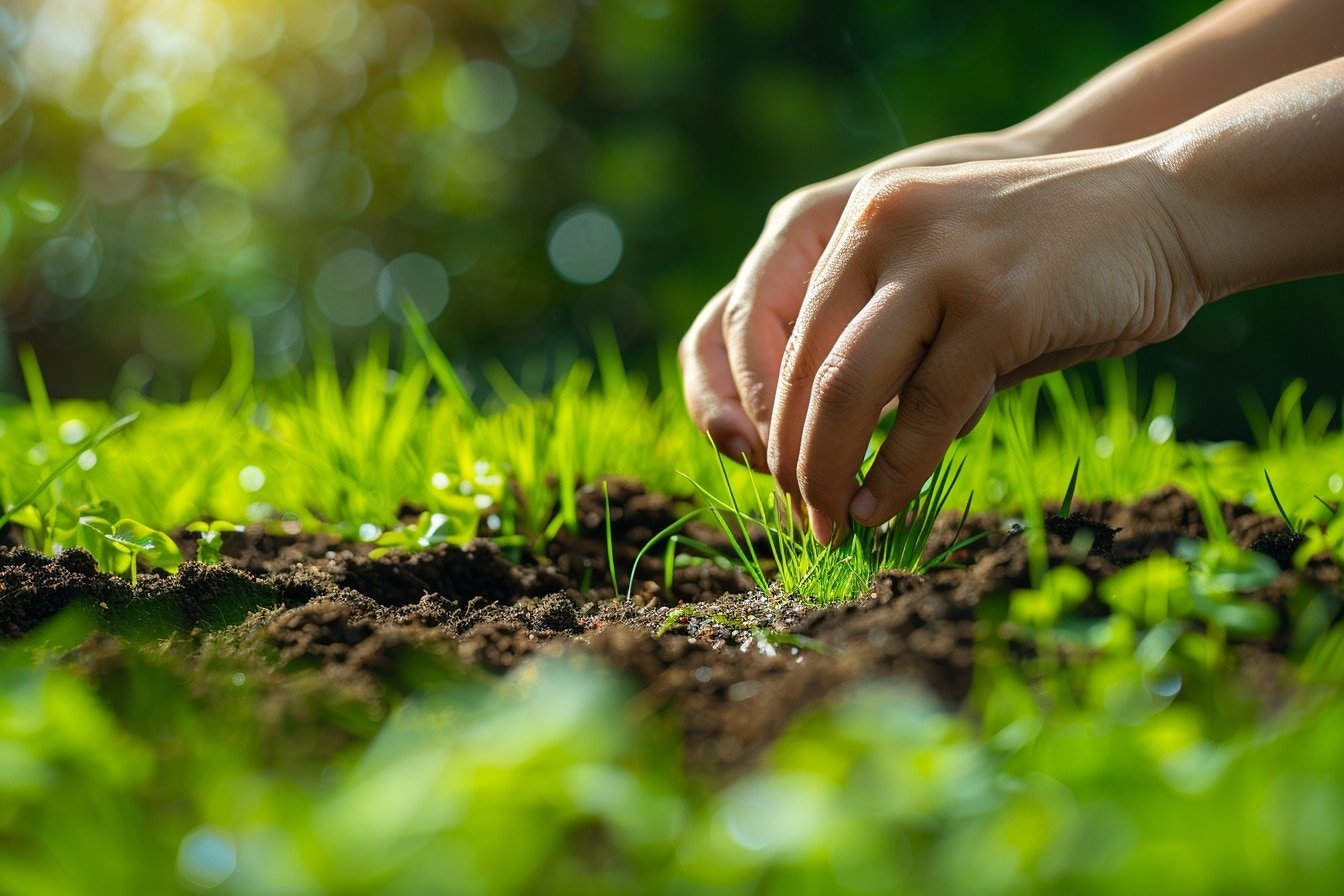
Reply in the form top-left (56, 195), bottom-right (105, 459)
top-left (849, 333), bottom-right (997, 527)
top-left (787, 286), bottom-right (941, 538)
top-left (958, 386), bottom-right (996, 439)
top-left (722, 225), bottom-right (836, 447)
top-left (765, 233), bottom-right (876, 505)
top-left (679, 286), bottom-right (768, 469)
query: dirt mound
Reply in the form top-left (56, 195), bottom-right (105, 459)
top-left (3, 483), bottom-right (1339, 774)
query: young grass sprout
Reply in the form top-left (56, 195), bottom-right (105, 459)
top-left (680, 439), bottom-right (979, 603)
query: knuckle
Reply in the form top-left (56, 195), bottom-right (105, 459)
top-left (722, 295), bottom-right (752, 332)
top-left (813, 356), bottom-right (866, 410)
top-left (767, 186), bottom-right (821, 227)
top-left (778, 335), bottom-right (811, 391)
top-left (850, 171), bottom-right (903, 228)
top-left (899, 380), bottom-right (958, 432)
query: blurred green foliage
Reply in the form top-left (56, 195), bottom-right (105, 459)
top-left (7, 626), bottom-right (1344, 894)
top-left (0, 0), bottom-right (1340, 434)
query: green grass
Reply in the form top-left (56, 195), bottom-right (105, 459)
top-left (4, 347), bottom-right (1344, 892)
top-left (682, 444), bottom-right (976, 601)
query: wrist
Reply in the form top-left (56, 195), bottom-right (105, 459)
top-left (1141, 58), bottom-right (1344, 304)
top-left (1129, 139), bottom-right (1215, 319)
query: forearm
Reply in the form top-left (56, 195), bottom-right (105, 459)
top-left (1151, 57), bottom-right (1344, 301)
top-left (1010, 0), bottom-right (1344, 153)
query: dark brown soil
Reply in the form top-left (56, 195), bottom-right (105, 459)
top-left (2, 483), bottom-right (1340, 775)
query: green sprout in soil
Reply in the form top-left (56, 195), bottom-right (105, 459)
top-left (681, 440), bottom-right (977, 603)
top-left (185, 520), bottom-right (242, 565)
top-left (370, 505), bottom-right (478, 559)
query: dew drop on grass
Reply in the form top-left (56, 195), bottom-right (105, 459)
top-left (238, 465), bottom-right (265, 492)
top-left (1147, 415), bottom-right (1175, 444)
top-left (77, 450), bottom-right (97, 471)
top-left (473, 494), bottom-right (492, 510)
top-left (58, 419), bottom-right (89, 444)
top-left (431, 471), bottom-right (450, 490)
top-left (1144, 670), bottom-right (1182, 698)
top-left (1330, 474), bottom-right (1342, 495)
top-left (1094, 435), bottom-right (1115, 459)
top-left (486, 514), bottom-right (501, 531)
top-left (358, 523), bottom-right (381, 541)
top-left (230, 673), bottom-right (245, 687)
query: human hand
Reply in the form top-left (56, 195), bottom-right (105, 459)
top-left (678, 176), bottom-right (855, 471)
top-left (679, 132), bottom-right (1035, 472)
top-left (766, 145), bottom-right (1206, 541)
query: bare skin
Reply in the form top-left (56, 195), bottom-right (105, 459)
top-left (679, 0), bottom-right (1344, 541)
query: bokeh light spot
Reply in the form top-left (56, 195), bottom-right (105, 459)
top-left (101, 77), bottom-right (175, 148)
top-left (444, 59), bottom-right (517, 134)
top-left (378, 252), bottom-right (449, 323)
top-left (59, 419), bottom-right (89, 444)
top-left (381, 4), bottom-right (435, 73)
top-left (36, 236), bottom-right (100, 299)
top-left (547, 206), bottom-right (623, 285)
top-left (176, 825), bottom-right (237, 889)
top-left (181, 179), bottom-right (253, 249)
top-left (314, 248), bottom-right (383, 327)
top-left (226, 7), bottom-right (283, 62)
top-left (254, 309), bottom-right (304, 377)
top-left (0, 6), bottom-right (25, 53)
top-left (101, 16), bottom-right (188, 86)
top-left (503, 19), bottom-right (572, 68)
top-left (1147, 415), bottom-right (1174, 445)
top-left (238, 465), bottom-right (265, 493)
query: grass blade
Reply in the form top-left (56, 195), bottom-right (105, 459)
top-left (1058, 457), bottom-right (1081, 518)
top-left (0, 414), bottom-right (139, 529)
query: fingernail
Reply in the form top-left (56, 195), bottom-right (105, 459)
top-left (724, 436), bottom-right (754, 467)
top-left (849, 487), bottom-right (877, 524)
top-left (808, 507), bottom-right (833, 545)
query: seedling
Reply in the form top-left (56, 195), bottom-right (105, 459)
top-left (0, 413), bottom-right (139, 533)
top-left (371, 504), bottom-right (478, 559)
top-left (186, 520), bottom-right (243, 565)
top-left (682, 439), bottom-right (978, 602)
top-left (1264, 469), bottom-right (1298, 532)
top-left (1057, 458), bottom-right (1082, 519)
top-left (74, 512), bottom-right (182, 586)
top-left (602, 480), bottom-right (619, 594)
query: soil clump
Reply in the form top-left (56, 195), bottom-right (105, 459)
top-left (2, 484), bottom-right (1339, 775)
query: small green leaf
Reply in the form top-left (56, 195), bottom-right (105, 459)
top-left (108, 519), bottom-right (183, 574)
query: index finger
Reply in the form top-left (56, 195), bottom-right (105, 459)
top-left (846, 331), bottom-right (996, 527)
top-left (791, 285), bottom-right (943, 533)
